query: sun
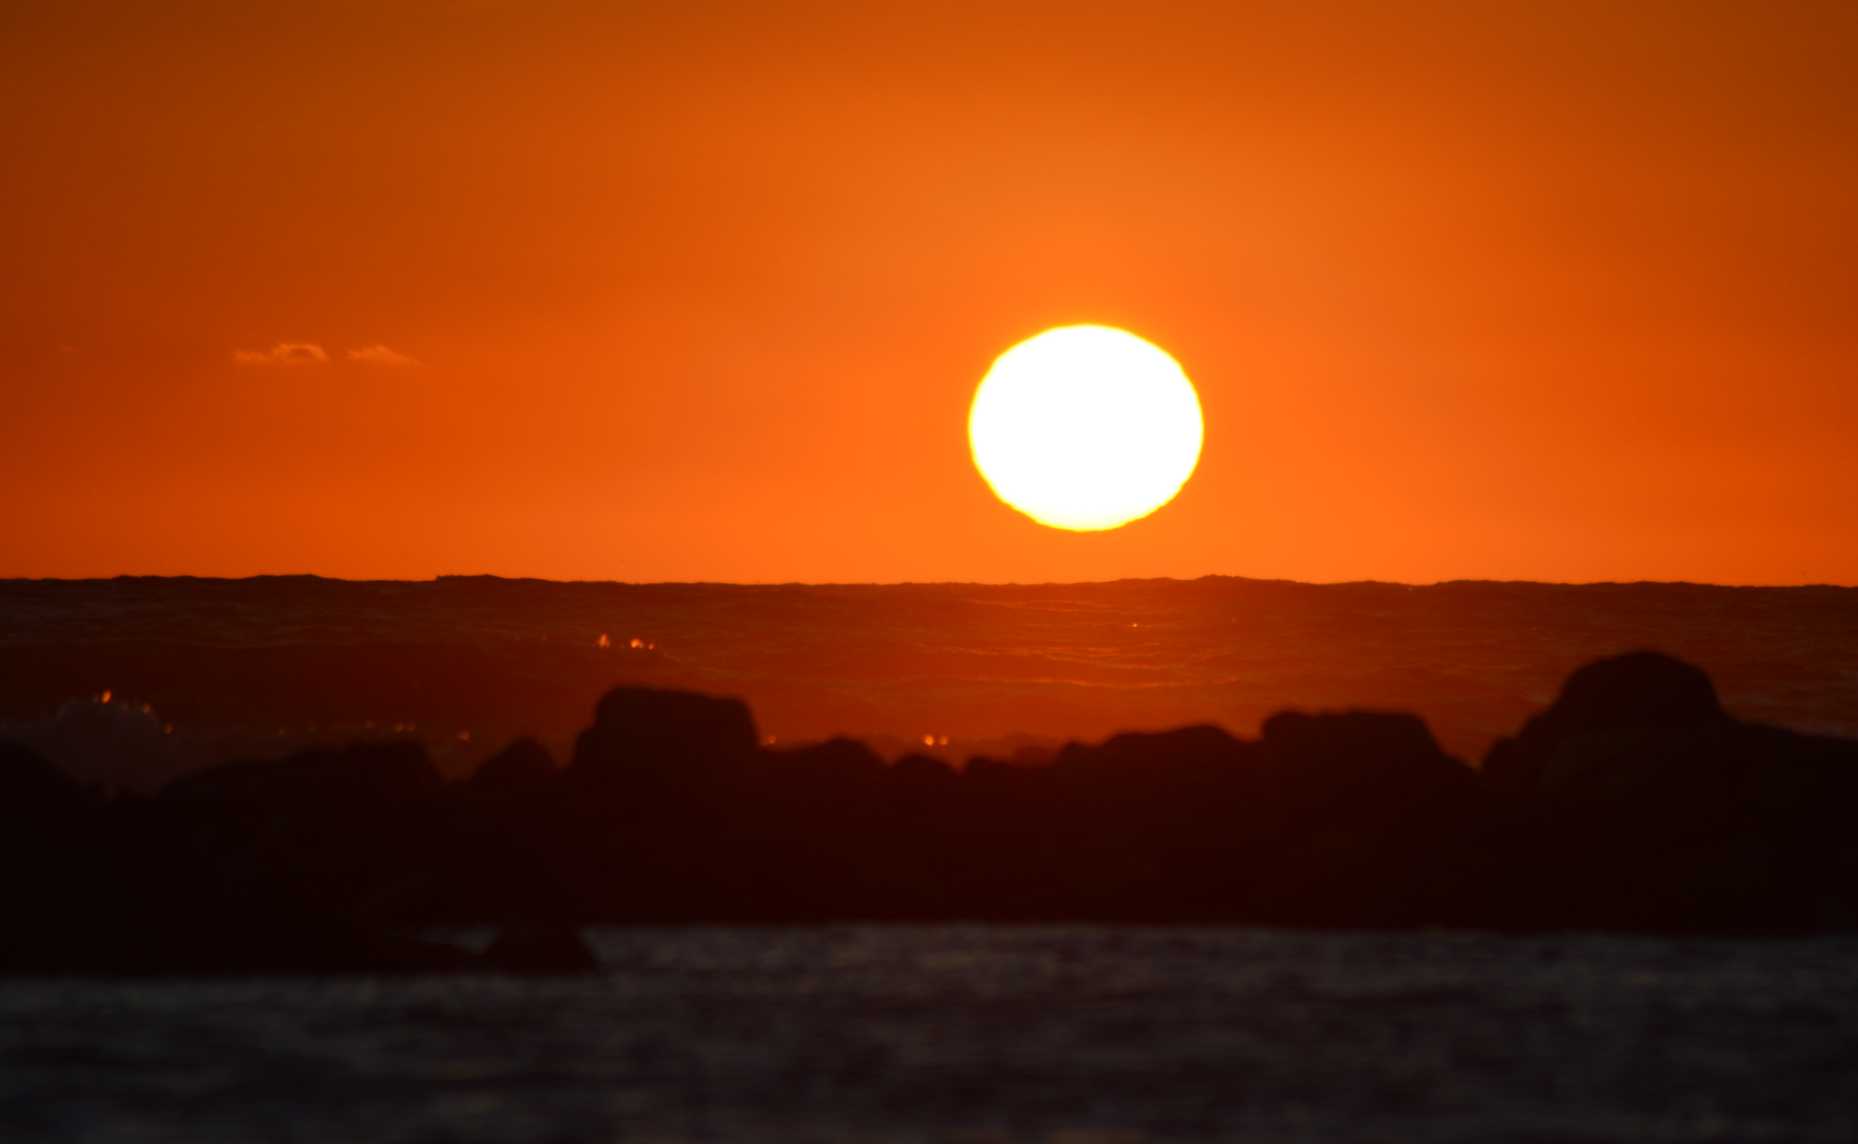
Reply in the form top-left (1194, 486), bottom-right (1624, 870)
top-left (969, 325), bottom-right (1204, 532)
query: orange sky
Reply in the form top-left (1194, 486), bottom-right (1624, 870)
top-left (5, 2), bottom-right (1856, 585)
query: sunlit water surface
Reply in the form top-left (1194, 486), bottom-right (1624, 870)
top-left (2, 928), bottom-right (1855, 1142)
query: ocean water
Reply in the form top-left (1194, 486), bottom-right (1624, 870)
top-left (2, 928), bottom-right (1855, 1142)
top-left (11, 577), bottom-right (1858, 793)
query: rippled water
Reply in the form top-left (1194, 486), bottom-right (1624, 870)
top-left (2, 928), bottom-right (1855, 1142)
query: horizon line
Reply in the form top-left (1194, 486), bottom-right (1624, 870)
top-left (4, 572), bottom-right (1856, 592)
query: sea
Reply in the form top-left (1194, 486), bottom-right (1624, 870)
top-left (2, 927), bottom-right (1854, 1142)
top-left (8, 577), bottom-right (1858, 794)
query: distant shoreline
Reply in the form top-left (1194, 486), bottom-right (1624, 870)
top-left (6, 573), bottom-right (1858, 590)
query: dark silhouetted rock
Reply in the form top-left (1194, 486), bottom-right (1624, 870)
top-left (1483, 651), bottom-right (1730, 799)
top-left (150, 741), bottom-right (449, 927)
top-left (0, 741), bottom-right (107, 930)
top-left (1053, 724), bottom-right (1251, 779)
top-left (767, 736), bottom-right (885, 781)
top-left (10, 649), bottom-right (1858, 976)
top-left (1544, 651), bottom-right (1725, 732)
top-left (1261, 709), bottom-right (1469, 792)
top-left (471, 736), bottom-right (555, 789)
top-left (0, 738), bottom-right (90, 821)
top-left (1475, 651), bottom-right (1858, 932)
top-left (890, 753), bottom-right (957, 785)
top-left (570, 687), bottom-right (758, 783)
top-left (1243, 711), bottom-right (1484, 926)
top-left (162, 739), bottom-right (443, 807)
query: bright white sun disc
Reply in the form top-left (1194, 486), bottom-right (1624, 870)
top-left (968, 325), bottom-right (1203, 531)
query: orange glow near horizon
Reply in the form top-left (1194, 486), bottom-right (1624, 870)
top-left (5, 4), bottom-right (1858, 585)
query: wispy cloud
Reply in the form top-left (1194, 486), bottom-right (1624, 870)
top-left (232, 342), bottom-right (328, 366)
top-left (345, 344), bottom-right (421, 367)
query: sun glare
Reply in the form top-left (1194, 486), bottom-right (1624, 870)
top-left (968, 325), bottom-right (1203, 532)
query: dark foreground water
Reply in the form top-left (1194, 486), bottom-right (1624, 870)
top-left (2, 928), bottom-right (1855, 1142)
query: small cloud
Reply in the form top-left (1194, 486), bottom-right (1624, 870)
top-left (232, 342), bottom-right (328, 366)
top-left (346, 344), bottom-right (420, 367)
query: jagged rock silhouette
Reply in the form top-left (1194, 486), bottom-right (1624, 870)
top-left (470, 735), bottom-right (555, 791)
top-left (2, 651), bottom-right (1856, 973)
